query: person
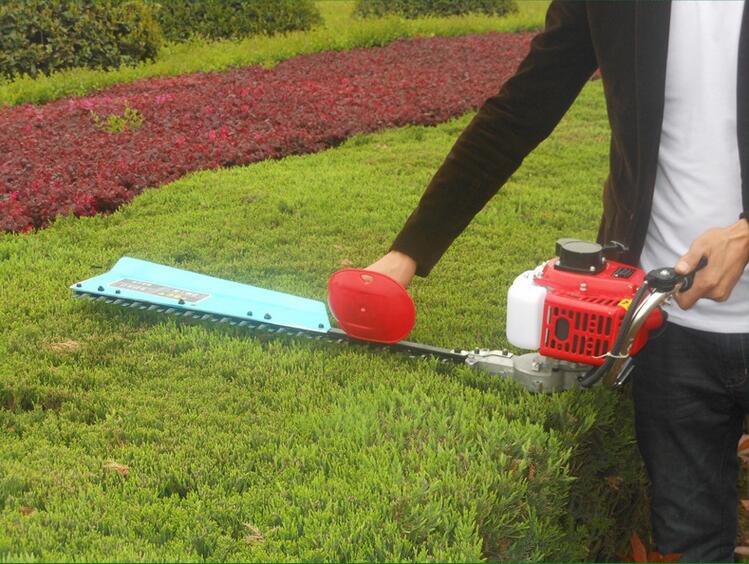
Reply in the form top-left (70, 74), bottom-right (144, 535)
top-left (365, 2), bottom-right (749, 561)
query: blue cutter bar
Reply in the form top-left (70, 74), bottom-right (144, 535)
top-left (71, 256), bottom-right (331, 333)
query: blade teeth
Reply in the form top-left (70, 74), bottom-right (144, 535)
top-left (77, 290), bottom-right (336, 347)
top-left (77, 289), bottom-right (448, 362)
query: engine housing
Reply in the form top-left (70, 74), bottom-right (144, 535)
top-left (507, 242), bottom-right (663, 366)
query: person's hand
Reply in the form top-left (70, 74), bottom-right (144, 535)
top-left (674, 219), bottom-right (749, 310)
top-left (365, 250), bottom-right (417, 288)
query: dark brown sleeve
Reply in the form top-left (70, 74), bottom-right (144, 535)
top-left (390, 1), bottom-right (598, 276)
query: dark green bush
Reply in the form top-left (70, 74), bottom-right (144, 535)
top-left (0, 0), bottom-right (161, 79)
top-left (147, 0), bottom-right (322, 43)
top-left (354, 0), bottom-right (518, 19)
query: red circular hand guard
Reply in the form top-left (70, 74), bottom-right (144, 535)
top-left (327, 269), bottom-right (415, 344)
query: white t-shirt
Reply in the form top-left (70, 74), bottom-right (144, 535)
top-left (639, 0), bottom-right (749, 333)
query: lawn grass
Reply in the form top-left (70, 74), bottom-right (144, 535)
top-left (0, 1), bottom-right (549, 108)
top-left (0, 80), bottom-right (648, 561)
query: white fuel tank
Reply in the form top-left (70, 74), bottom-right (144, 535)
top-left (506, 267), bottom-right (547, 351)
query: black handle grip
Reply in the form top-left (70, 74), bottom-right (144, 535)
top-left (679, 256), bottom-right (708, 293)
top-left (578, 360), bottom-right (611, 388)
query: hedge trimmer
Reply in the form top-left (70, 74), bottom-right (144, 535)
top-left (71, 238), bottom-right (703, 393)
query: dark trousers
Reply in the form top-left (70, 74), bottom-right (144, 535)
top-left (633, 322), bottom-right (749, 562)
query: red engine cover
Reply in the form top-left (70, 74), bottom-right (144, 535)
top-left (535, 258), bottom-right (663, 365)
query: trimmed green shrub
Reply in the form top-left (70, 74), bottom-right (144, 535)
top-left (148, 0), bottom-right (323, 42)
top-left (0, 0), bottom-right (161, 79)
top-left (354, 0), bottom-right (518, 19)
top-left (0, 85), bottom-right (649, 561)
top-left (0, 1), bottom-right (550, 108)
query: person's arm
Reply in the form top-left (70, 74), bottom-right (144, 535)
top-left (371, 1), bottom-right (598, 285)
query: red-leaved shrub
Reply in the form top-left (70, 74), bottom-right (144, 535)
top-left (0, 33), bottom-right (534, 232)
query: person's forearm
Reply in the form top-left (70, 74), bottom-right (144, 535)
top-left (390, 1), bottom-right (598, 277)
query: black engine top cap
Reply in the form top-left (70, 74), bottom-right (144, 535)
top-left (554, 238), bottom-right (606, 275)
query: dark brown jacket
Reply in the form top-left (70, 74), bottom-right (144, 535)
top-left (391, 1), bottom-right (749, 276)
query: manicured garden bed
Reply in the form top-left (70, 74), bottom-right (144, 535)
top-left (0, 81), bottom-right (649, 561)
top-left (0, 2), bottom-right (659, 557)
top-left (0, 32), bottom-right (534, 233)
top-left (0, 0), bottom-right (548, 108)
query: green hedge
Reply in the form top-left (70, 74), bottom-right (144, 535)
top-left (148, 0), bottom-right (322, 42)
top-left (0, 0), bottom-right (161, 80)
top-left (0, 1), bottom-right (550, 108)
top-left (0, 86), bottom-right (649, 561)
top-left (354, 0), bottom-right (517, 19)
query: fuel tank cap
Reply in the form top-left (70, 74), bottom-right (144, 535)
top-left (554, 238), bottom-right (606, 274)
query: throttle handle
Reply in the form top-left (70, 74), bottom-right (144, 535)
top-left (679, 256), bottom-right (708, 293)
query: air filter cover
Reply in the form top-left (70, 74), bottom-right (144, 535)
top-left (555, 238), bottom-right (606, 274)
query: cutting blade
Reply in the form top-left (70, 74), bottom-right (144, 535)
top-left (71, 257), bottom-right (331, 333)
